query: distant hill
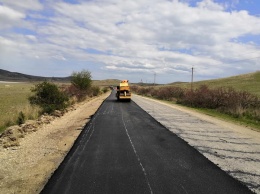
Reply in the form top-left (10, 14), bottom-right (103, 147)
top-left (93, 79), bottom-right (121, 86)
top-left (168, 71), bottom-right (260, 96)
top-left (0, 69), bottom-right (71, 82)
top-left (168, 81), bottom-right (189, 85)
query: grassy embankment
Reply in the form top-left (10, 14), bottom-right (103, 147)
top-left (133, 71), bottom-right (260, 131)
top-left (169, 71), bottom-right (260, 96)
top-left (0, 82), bottom-right (40, 133)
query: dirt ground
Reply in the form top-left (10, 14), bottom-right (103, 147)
top-left (0, 92), bottom-right (110, 194)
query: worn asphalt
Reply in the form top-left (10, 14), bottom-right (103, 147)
top-left (41, 91), bottom-right (252, 194)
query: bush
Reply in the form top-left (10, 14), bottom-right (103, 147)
top-left (68, 70), bottom-right (93, 101)
top-left (64, 84), bottom-right (86, 101)
top-left (29, 81), bottom-right (69, 114)
top-left (90, 86), bottom-right (100, 96)
top-left (102, 87), bottom-right (109, 93)
top-left (17, 111), bottom-right (25, 125)
top-left (132, 84), bottom-right (260, 123)
top-left (71, 70), bottom-right (92, 91)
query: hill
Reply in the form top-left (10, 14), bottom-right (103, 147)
top-left (0, 69), bottom-right (122, 86)
top-left (93, 79), bottom-right (122, 86)
top-left (168, 71), bottom-right (260, 96)
top-left (0, 69), bottom-right (71, 82)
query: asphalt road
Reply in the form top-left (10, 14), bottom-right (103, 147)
top-left (41, 91), bottom-right (252, 194)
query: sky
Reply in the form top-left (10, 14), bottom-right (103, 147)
top-left (0, 0), bottom-right (259, 83)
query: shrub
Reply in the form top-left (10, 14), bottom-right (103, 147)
top-left (29, 81), bottom-right (69, 114)
top-left (17, 111), bottom-right (25, 125)
top-left (64, 84), bottom-right (86, 101)
top-left (102, 87), bottom-right (109, 93)
top-left (68, 70), bottom-right (94, 101)
top-left (132, 84), bottom-right (260, 124)
top-left (132, 86), bottom-right (156, 97)
top-left (90, 86), bottom-right (100, 96)
top-left (153, 87), bottom-right (185, 101)
top-left (71, 70), bottom-right (92, 91)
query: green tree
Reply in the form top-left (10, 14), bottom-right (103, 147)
top-left (29, 81), bottom-right (69, 114)
top-left (71, 70), bottom-right (92, 91)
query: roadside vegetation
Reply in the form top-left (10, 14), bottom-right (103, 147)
top-left (0, 83), bottom-right (40, 133)
top-left (29, 81), bottom-right (70, 114)
top-left (167, 71), bottom-right (260, 96)
top-left (0, 70), bottom-right (109, 134)
top-left (132, 83), bottom-right (260, 131)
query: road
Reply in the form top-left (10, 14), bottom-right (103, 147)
top-left (41, 91), bottom-right (252, 194)
top-left (132, 94), bottom-right (260, 193)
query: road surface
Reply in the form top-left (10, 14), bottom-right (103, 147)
top-left (133, 94), bottom-right (260, 193)
top-left (41, 91), bottom-right (252, 194)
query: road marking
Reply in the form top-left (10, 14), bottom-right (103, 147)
top-left (121, 112), bottom-right (153, 194)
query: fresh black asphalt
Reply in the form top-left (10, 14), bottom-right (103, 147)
top-left (41, 91), bottom-right (252, 194)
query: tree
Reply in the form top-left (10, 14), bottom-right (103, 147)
top-left (71, 70), bottom-right (92, 91)
top-left (29, 81), bottom-right (69, 114)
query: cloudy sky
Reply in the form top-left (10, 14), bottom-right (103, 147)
top-left (0, 0), bottom-right (259, 83)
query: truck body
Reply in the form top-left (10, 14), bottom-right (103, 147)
top-left (116, 80), bottom-right (131, 101)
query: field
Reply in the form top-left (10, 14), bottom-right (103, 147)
top-left (169, 71), bottom-right (260, 96)
top-left (0, 82), bottom-right (39, 133)
top-left (0, 80), bottom-right (114, 133)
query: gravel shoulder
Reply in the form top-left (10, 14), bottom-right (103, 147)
top-left (0, 92), bottom-right (110, 194)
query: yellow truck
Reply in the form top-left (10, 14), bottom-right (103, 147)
top-left (116, 80), bottom-right (131, 101)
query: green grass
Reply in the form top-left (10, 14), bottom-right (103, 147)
top-left (0, 82), bottom-right (40, 133)
top-left (169, 71), bottom-right (260, 96)
top-left (191, 107), bottom-right (260, 132)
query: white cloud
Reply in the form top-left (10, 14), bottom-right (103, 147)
top-left (0, 0), bottom-right (259, 82)
top-left (197, 0), bottom-right (224, 11)
top-left (0, 5), bottom-right (25, 29)
top-left (0, 0), bottom-right (43, 11)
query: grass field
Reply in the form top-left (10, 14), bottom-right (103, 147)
top-left (0, 82), bottom-right (40, 133)
top-left (0, 80), bottom-right (111, 133)
top-left (169, 71), bottom-right (260, 96)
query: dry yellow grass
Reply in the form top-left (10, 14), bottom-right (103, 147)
top-left (0, 82), bottom-right (40, 132)
top-left (93, 79), bottom-right (120, 86)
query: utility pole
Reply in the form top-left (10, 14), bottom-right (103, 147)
top-left (154, 72), bottom-right (156, 85)
top-left (191, 67), bottom-right (194, 91)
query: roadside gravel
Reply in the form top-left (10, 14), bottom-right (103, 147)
top-left (0, 92), bottom-right (109, 194)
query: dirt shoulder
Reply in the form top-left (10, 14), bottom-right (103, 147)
top-left (0, 92), bottom-right (110, 194)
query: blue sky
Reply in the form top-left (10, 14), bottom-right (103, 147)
top-left (0, 0), bottom-right (259, 83)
